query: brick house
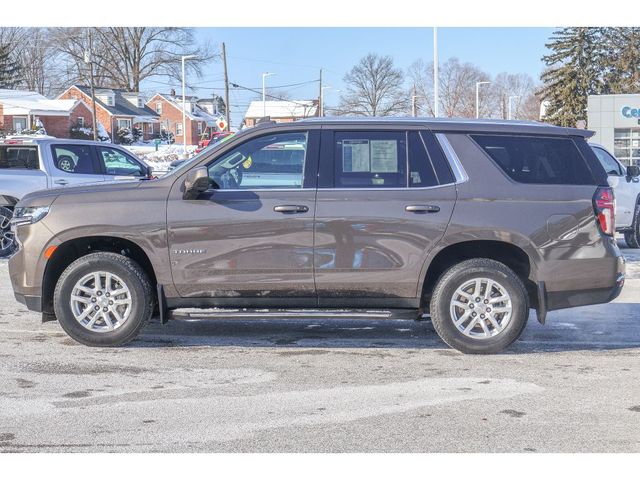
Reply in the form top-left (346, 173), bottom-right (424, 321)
top-left (0, 89), bottom-right (92, 138)
top-left (243, 100), bottom-right (318, 127)
top-left (147, 93), bottom-right (221, 145)
top-left (58, 85), bottom-right (160, 143)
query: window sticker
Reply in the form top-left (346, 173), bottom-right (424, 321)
top-left (370, 140), bottom-right (398, 173)
top-left (342, 139), bottom-right (370, 172)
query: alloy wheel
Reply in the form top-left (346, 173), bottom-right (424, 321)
top-left (449, 277), bottom-right (513, 339)
top-left (70, 271), bottom-right (133, 332)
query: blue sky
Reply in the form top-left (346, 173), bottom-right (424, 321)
top-left (143, 27), bottom-right (556, 127)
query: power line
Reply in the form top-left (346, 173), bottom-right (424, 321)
top-left (229, 82), bottom-right (316, 108)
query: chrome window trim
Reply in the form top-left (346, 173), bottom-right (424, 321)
top-left (435, 133), bottom-right (468, 184)
top-left (213, 183), bottom-right (457, 193)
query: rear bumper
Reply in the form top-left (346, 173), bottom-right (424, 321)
top-left (546, 272), bottom-right (625, 311)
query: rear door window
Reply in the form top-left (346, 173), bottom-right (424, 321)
top-left (471, 134), bottom-right (596, 185)
top-left (0, 146), bottom-right (39, 170)
top-left (51, 145), bottom-right (99, 175)
top-left (334, 131), bottom-right (406, 188)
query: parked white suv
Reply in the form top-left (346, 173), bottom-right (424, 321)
top-left (0, 137), bottom-right (152, 257)
top-left (590, 143), bottom-right (640, 247)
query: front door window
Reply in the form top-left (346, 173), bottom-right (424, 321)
top-left (207, 131), bottom-right (308, 190)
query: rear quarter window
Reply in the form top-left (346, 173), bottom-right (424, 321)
top-left (471, 134), bottom-right (597, 185)
top-left (0, 146), bottom-right (39, 170)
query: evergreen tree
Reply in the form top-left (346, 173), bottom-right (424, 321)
top-left (0, 43), bottom-right (21, 89)
top-left (215, 95), bottom-right (227, 117)
top-left (540, 28), bottom-right (605, 127)
top-left (602, 28), bottom-right (640, 94)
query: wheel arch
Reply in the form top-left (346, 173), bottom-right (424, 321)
top-left (420, 239), bottom-right (537, 310)
top-left (41, 235), bottom-right (158, 315)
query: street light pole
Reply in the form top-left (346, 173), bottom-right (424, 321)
top-left (181, 54), bottom-right (197, 155)
top-left (433, 27), bottom-right (439, 117)
top-left (320, 86), bottom-right (332, 116)
top-left (475, 81), bottom-right (491, 119)
top-left (508, 95), bottom-right (520, 120)
top-left (262, 72), bottom-right (275, 117)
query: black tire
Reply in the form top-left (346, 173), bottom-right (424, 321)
top-left (53, 252), bottom-right (154, 347)
top-left (0, 206), bottom-right (16, 258)
top-left (624, 205), bottom-right (640, 248)
top-left (429, 258), bottom-right (529, 354)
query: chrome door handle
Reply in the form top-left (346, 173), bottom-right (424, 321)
top-left (54, 179), bottom-right (68, 186)
top-left (274, 205), bottom-right (309, 214)
top-left (405, 205), bottom-right (440, 213)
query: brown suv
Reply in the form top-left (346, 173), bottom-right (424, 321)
top-left (8, 118), bottom-right (625, 353)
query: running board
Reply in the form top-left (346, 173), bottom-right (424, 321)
top-left (168, 308), bottom-right (423, 322)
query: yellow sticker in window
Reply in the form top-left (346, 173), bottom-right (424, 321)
top-left (243, 157), bottom-right (253, 169)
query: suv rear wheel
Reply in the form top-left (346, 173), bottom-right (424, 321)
top-left (429, 258), bottom-right (529, 354)
top-left (624, 204), bottom-right (640, 248)
top-left (53, 252), bottom-right (154, 346)
top-left (0, 206), bottom-right (16, 258)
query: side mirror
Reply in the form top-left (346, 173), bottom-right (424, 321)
top-left (145, 165), bottom-right (154, 178)
top-left (627, 165), bottom-right (640, 178)
top-left (183, 166), bottom-right (210, 200)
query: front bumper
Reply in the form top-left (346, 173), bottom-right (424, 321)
top-left (8, 220), bottom-right (55, 313)
top-left (13, 292), bottom-right (42, 312)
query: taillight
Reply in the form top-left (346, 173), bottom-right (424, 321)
top-left (593, 186), bottom-right (615, 236)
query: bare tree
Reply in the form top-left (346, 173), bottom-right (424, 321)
top-left (51, 27), bottom-right (215, 92)
top-left (408, 57), bottom-right (489, 118)
top-left (338, 53), bottom-right (408, 116)
top-left (16, 28), bottom-right (64, 95)
top-left (488, 72), bottom-right (540, 120)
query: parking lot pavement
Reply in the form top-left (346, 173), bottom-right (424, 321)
top-left (0, 249), bottom-right (639, 453)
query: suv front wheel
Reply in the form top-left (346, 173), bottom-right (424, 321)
top-left (429, 258), bottom-right (529, 354)
top-left (53, 252), bottom-right (154, 346)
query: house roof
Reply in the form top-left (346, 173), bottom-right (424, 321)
top-left (152, 93), bottom-right (221, 126)
top-left (244, 100), bottom-right (318, 120)
top-left (0, 89), bottom-right (80, 116)
top-left (67, 85), bottom-right (159, 119)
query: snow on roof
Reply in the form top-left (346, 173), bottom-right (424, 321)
top-left (0, 89), bottom-right (79, 116)
top-left (158, 94), bottom-right (222, 125)
top-left (244, 100), bottom-right (318, 120)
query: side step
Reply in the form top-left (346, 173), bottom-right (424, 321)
top-left (168, 308), bottom-right (424, 322)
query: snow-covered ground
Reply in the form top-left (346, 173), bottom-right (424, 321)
top-left (124, 143), bottom-right (198, 173)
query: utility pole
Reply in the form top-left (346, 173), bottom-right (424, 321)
top-left (433, 27), bottom-right (439, 118)
top-left (318, 68), bottom-right (323, 117)
top-left (221, 42), bottom-right (230, 132)
top-left (411, 84), bottom-right (417, 117)
top-left (86, 29), bottom-right (98, 141)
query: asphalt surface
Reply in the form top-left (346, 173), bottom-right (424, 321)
top-left (0, 245), bottom-right (639, 453)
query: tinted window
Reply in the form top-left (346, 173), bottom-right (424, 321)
top-left (408, 131), bottom-right (438, 188)
top-left (335, 131), bottom-right (406, 188)
top-left (52, 145), bottom-right (98, 175)
top-left (592, 146), bottom-right (624, 176)
top-left (471, 135), bottom-right (596, 185)
top-left (97, 147), bottom-right (144, 176)
top-left (208, 131), bottom-right (307, 189)
top-left (423, 131), bottom-right (455, 184)
top-left (0, 146), bottom-right (39, 170)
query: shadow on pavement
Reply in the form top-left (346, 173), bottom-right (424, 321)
top-left (130, 302), bottom-right (640, 354)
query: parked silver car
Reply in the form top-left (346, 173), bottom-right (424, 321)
top-left (0, 137), bottom-right (152, 256)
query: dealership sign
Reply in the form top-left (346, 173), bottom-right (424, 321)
top-left (622, 106), bottom-right (640, 118)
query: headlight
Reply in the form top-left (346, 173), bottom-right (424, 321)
top-left (11, 206), bottom-right (50, 226)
